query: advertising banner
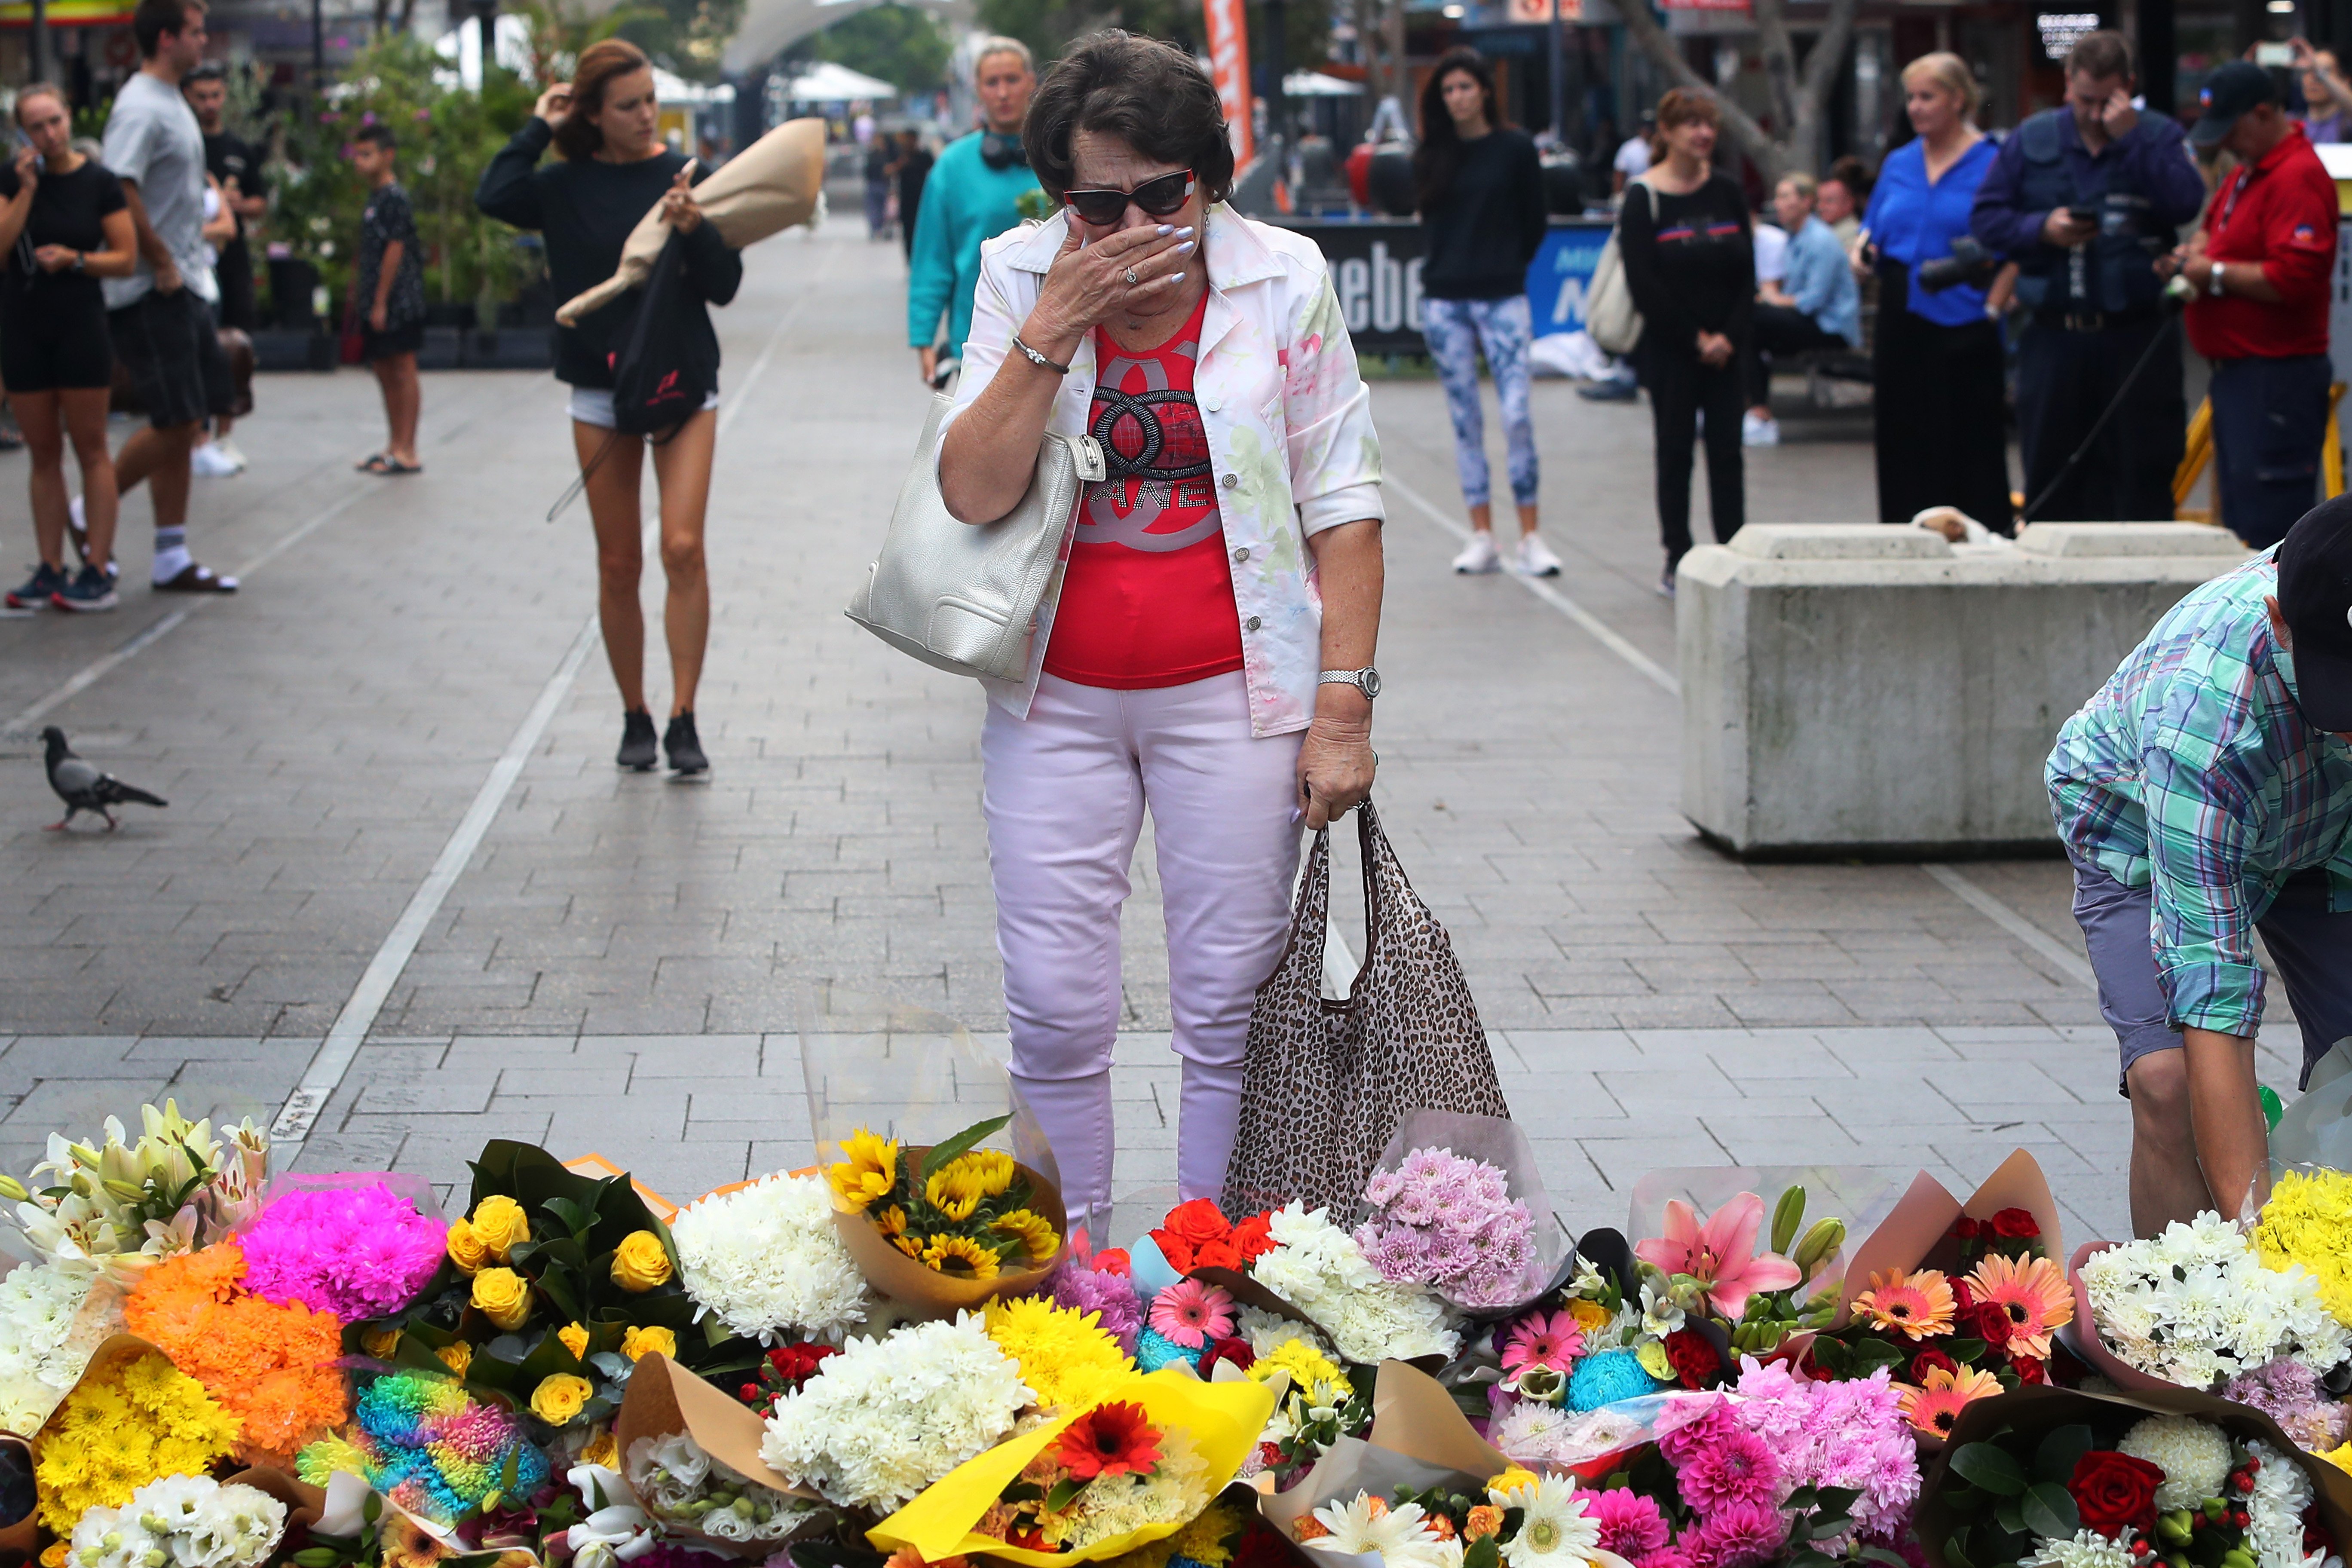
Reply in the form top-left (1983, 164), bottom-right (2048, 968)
top-left (1202, 0), bottom-right (1255, 168)
top-left (1277, 217), bottom-right (1612, 354)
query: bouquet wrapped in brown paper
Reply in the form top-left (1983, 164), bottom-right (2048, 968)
top-left (610, 1353), bottom-right (825, 1555)
top-left (1914, 1382), bottom-right (2352, 1568)
top-left (1259, 1360), bottom-right (1506, 1539)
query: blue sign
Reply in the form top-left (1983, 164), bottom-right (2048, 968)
top-left (1525, 220), bottom-right (1613, 338)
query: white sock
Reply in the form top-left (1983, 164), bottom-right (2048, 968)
top-left (151, 545), bottom-right (190, 584)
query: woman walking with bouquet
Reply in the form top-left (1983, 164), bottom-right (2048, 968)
top-left (476, 38), bottom-right (742, 779)
top-left (935, 30), bottom-right (1387, 1224)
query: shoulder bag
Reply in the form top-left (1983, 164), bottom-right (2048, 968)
top-left (1585, 181), bottom-right (1648, 358)
top-left (1222, 799), bottom-right (1510, 1217)
top-left (845, 393), bottom-right (1106, 682)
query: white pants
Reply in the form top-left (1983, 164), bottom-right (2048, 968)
top-left (981, 672), bottom-right (1305, 1223)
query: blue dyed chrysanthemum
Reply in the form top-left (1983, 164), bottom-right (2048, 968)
top-left (1568, 1348), bottom-right (1661, 1411)
top-left (1135, 1326), bottom-right (1205, 1374)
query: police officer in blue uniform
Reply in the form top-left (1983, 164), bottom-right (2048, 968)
top-left (1972, 30), bottom-right (2208, 521)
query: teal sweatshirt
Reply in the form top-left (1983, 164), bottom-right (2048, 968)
top-left (906, 132), bottom-right (1041, 357)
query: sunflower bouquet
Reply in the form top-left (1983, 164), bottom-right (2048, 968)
top-left (825, 1117), bottom-right (1066, 1305)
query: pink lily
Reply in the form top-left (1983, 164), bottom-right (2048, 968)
top-left (1633, 1191), bottom-right (1803, 1320)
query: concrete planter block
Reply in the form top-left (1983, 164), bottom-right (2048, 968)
top-left (1678, 521), bottom-right (2251, 860)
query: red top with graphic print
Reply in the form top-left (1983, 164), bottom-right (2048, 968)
top-left (1042, 292), bottom-right (1245, 690)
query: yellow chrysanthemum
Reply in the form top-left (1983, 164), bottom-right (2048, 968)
top-left (1248, 1338), bottom-right (1351, 1408)
top-left (829, 1130), bottom-right (899, 1213)
top-left (2257, 1169), bottom-right (2352, 1328)
top-left (984, 1295), bottom-right (1135, 1411)
top-left (2324, 1441), bottom-right (2352, 1476)
top-left (991, 1207), bottom-right (1060, 1263)
top-left (922, 1233), bottom-right (1000, 1279)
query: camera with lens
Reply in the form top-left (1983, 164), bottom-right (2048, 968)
top-left (1917, 234), bottom-right (2002, 293)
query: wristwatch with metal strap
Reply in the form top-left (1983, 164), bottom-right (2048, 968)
top-left (1318, 667), bottom-right (1381, 700)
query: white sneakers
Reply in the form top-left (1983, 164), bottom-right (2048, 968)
top-left (190, 440), bottom-right (245, 478)
top-left (1453, 531), bottom-right (1564, 577)
top-left (1741, 410), bottom-right (1781, 447)
top-left (1452, 532), bottom-right (1501, 574)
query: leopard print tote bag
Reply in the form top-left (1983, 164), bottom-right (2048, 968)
top-left (1221, 799), bottom-right (1509, 1217)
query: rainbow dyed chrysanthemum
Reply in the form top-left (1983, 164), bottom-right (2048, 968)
top-left (297, 1371), bottom-right (549, 1524)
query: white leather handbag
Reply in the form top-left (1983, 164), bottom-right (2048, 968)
top-left (1584, 228), bottom-right (1644, 358)
top-left (846, 392), bottom-right (1106, 682)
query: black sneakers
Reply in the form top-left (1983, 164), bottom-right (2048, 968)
top-left (663, 712), bottom-right (708, 780)
top-left (617, 710), bottom-right (658, 771)
top-left (5, 562), bottom-right (66, 610)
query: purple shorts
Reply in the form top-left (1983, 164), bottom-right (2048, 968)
top-left (2069, 851), bottom-right (2352, 1094)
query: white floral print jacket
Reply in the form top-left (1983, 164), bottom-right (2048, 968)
top-left (940, 202), bottom-right (1385, 739)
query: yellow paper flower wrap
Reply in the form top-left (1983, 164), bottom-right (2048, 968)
top-left (611, 1231), bottom-right (673, 1292)
top-left (867, 1369), bottom-right (1274, 1567)
top-left (471, 1267), bottom-right (533, 1331)
top-left (470, 1196), bottom-right (532, 1262)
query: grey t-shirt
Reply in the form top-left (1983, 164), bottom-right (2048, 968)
top-left (101, 70), bottom-right (215, 308)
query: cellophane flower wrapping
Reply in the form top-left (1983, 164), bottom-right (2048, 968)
top-left (758, 1311), bottom-right (1031, 1513)
top-left (669, 1172), bottom-right (868, 1344)
top-left (624, 1431), bottom-right (818, 1543)
top-left (2080, 1213), bottom-right (2349, 1390)
top-left (236, 1179), bottom-right (446, 1322)
top-left (67, 1473), bottom-right (288, 1568)
top-left (1357, 1149), bottom-right (1535, 1313)
top-left (294, 1369), bottom-right (551, 1526)
top-left (33, 1344), bottom-right (242, 1534)
top-left (0, 1262), bottom-right (120, 1437)
top-left (122, 1238), bottom-right (349, 1458)
top-left (1248, 1206), bottom-right (1457, 1364)
top-left (867, 1369), bottom-right (1275, 1566)
top-left (12, 1104), bottom-right (269, 1285)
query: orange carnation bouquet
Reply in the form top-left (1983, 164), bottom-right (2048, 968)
top-left (122, 1237), bottom-right (349, 1460)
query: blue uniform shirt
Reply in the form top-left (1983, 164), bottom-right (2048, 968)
top-left (1970, 107), bottom-right (2205, 315)
top-left (1864, 136), bottom-right (2001, 327)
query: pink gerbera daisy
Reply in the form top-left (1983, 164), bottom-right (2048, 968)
top-left (1147, 1279), bottom-right (1234, 1349)
top-left (1501, 1309), bottom-right (1584, 1380)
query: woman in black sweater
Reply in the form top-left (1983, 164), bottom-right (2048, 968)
top-left (477, 38), bottom-right (742, 778)
top-left (1414, 47), bottom-right (1556, 577)
top-left (1617, 87), bottom-right (1751, 594)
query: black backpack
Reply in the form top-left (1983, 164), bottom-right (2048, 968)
top-left (607, 230), bottom-right (717, 438)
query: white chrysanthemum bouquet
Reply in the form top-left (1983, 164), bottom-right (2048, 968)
top-left (2080, 1213), bottom-right (2349, 1390)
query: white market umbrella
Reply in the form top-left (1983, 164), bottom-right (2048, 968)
top-left (1283, 70), bottom-right (1362, 95)
top-left (779, 60), bottom-right (900, 101)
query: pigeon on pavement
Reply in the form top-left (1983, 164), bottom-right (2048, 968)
top-left (41, 726), bottom-right (166, 830)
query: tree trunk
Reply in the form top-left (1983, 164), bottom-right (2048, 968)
top-left (1614, 0), bottom-right (1859, 180)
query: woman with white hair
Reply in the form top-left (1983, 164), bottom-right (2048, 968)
top-left (1859, 52), bottom-right (2013, 531)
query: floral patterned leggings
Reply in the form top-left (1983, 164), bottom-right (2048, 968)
top-left (1421, 294), bottom-right (1539, 510)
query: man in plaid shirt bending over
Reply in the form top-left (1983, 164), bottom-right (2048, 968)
top-left (2049, 498), bottom-right (2352, 1240)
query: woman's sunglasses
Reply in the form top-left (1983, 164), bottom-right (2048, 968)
top-left (1064, 169), bottom-right (1195, 226)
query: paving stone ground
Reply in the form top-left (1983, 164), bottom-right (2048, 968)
top-left (0, 216), bottom-right (2305, 1250)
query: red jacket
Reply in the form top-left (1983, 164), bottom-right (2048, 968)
top-left (2186, 123), bottom-right (2338, 360)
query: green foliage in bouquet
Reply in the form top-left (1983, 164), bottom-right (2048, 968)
top-left (1938, 1423), bottom-right (2091, 1568)
top-left (829, 1116), bottom-right (1061, 1279)
top-left (361, 1141), bottom-right (754, 1421)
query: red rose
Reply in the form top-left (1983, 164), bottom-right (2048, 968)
top-left (1952, 1217), bottom-right (1982, 1241)
top-left (1203, 1337), bottom-right (1256, 1375)
top-left (1972, 1301), bottom-right (2013, 1350)
top-left (1910, 1349), bottom-right (1958, 1384)
top-left (1231, 1212), bottom-right (1275, 1261)
top-left (1150, 1233), bottom-right (1196, 1274)
top-left (1991, 1208), bottom-right (2040, 1240)
top-left (1093, 1247), bottom-right (1132, 1276)
top-left (2011, 1355), bottom-right (2048, 1385)
top-left (2068, 1452), bottom-right (2165, 1538)
top-left (1951, 1278), bottom-right (1977, 1313)
top-left (1663, 1328), bottom-right (1721, 1390)
top-left (1193, 1239), bottom-right (1244, 1272)
top-left (1164, 1198), bottom-right (1234, 1248)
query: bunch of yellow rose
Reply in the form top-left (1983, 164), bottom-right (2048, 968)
top-left (443, 1194), bottom-right (676, 1333)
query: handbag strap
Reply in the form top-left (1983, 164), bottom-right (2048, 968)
top-left (1266, 823), bottom-right (1334, 1004)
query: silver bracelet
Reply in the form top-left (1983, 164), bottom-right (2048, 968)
top-left (1011, 334), bottom-right (1069, 374)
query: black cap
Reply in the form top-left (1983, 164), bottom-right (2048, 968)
top-left (2193, 60), bottom-right (2283, 147)
top-left (2277, 496), bottom-right (2352, 732)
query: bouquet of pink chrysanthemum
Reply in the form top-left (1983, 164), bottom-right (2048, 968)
top-left (1356, 1147), bottom-right (1534, 1311)
top-left (239, 1179), bottom-right (449, 1322)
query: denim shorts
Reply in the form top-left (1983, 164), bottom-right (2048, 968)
top-left (567, 384), bottom-right (719, 429)
top-left (2069, 851), bottom-right (2352, 1093)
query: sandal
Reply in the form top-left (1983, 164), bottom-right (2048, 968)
top-left (152, 562), bottom-right (240, 594)
top-left (380, 457), bottom-right (423, 475)
top-left (356, 453), bottom-right (390, 473)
